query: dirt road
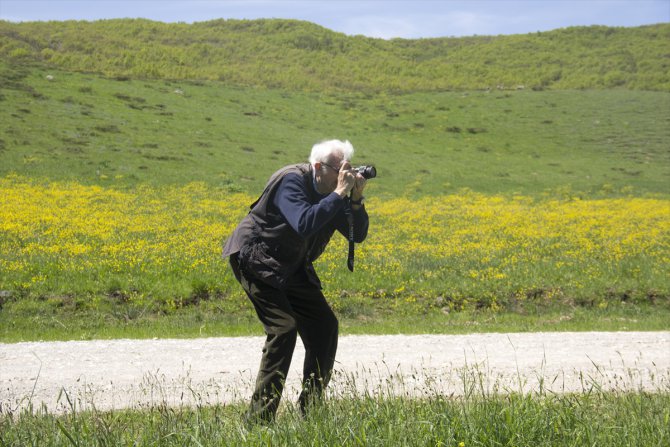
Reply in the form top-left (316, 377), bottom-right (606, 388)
top-left (1, 332), bottom-right (668, 414)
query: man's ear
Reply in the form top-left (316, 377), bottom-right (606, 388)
top-left (314, 162), bottom-right (322, 172)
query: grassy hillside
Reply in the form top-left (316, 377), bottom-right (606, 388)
top-left (2, 62), bottom-right (668, 198)
top-left (1, 19), bottom-right (669, 92)
top-left (0, 19), bottom-right (669, 340)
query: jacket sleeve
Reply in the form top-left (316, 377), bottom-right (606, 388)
top-left (273, 174), bottom-right (369, 243)
top-left (273, 174), bottom-right (346, 238)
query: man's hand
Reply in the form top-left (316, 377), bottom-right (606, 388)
top-left (334, 162), bottom-right (356, 198)
top-left (351, 173), bottom-right (367, 202)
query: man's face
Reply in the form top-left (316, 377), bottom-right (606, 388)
top-left (315, 153), bottom-right (344, 195)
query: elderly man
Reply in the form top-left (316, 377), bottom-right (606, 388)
top-left (222, 139), bottom-right (369, 422)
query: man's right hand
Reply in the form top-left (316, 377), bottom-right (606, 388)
top-left (334, 162), bottom-right (356, 198)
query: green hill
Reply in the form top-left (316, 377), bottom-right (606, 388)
top-left (1, 19), bottom-right (669, 92)
top-left (1, 18), bottom-right (669, 197)
top-left (1, 61), bottom-right (668, 198)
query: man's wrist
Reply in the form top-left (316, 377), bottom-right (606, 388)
top-left (334, 187), bottom-right (350, 198)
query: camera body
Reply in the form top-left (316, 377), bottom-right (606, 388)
top-left (355, 165), bottom-right (377, 179)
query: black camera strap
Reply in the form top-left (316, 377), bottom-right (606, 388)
top-left (344, 197), bottom-right (355, 272)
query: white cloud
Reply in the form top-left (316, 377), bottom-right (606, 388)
top-left (340, 11), bottom-right (505, 39)
top-left (439, 11), bottom-right (497, 37)
top-left (340, 16), bottom-right (419, 39)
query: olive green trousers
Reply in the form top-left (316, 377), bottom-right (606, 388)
top-left (230, 256), bottom-right (339, 422)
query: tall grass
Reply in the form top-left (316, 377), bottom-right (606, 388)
top-left (2, 364), bottom-right (668, 446)
top-left (1, 174), bottom-right (668, 341)
top-left (1, 177), bottom-right (667, 312)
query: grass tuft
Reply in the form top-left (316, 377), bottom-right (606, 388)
top-left (1, 363), bottom-right (668, 446)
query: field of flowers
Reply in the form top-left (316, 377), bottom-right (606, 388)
top-left (1, 175), bottom-right (668, 313)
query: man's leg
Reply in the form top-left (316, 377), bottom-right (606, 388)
top-left (284, 278), bottom-right (339, 414)
top-left (231, 257), bottom-right (299, 422)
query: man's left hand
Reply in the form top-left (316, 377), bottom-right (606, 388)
top-left (351, 173), bottom-right (366, 203)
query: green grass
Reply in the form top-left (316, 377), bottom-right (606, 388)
top-left (2, 62), bottom-right (668, 199)
top-left (2, 367), bottom-right (668, 446)
top-left (1, 297), bottom-right (667, 343)
top-left (1, 61), bottom-right (669, 341)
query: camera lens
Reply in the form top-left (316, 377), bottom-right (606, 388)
top-left (357, 166), bottom-right (377, 179)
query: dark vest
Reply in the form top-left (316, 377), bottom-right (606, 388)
top-left (222, 163), bottom-right (336, 289)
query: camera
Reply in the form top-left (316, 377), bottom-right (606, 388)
top-left (355, 165), bottom-right (377, 179)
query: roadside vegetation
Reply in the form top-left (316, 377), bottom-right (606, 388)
top-left (2, 368), bottom-right (668, 446)
top-left (1, 176), bottom-right (668, 341)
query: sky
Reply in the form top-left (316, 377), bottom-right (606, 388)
top-left (0, 0), bottom-right (668, 39)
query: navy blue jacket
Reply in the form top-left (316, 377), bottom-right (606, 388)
top-left (222, 163), bottom-right (369, 289)
top-left (274, 172), bottom-right (368, 242)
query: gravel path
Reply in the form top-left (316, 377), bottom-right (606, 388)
top-left (2, 332), bottom-right (668, 414)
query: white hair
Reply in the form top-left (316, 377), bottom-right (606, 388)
top-left (309, 139), bottom-right (354, 165)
